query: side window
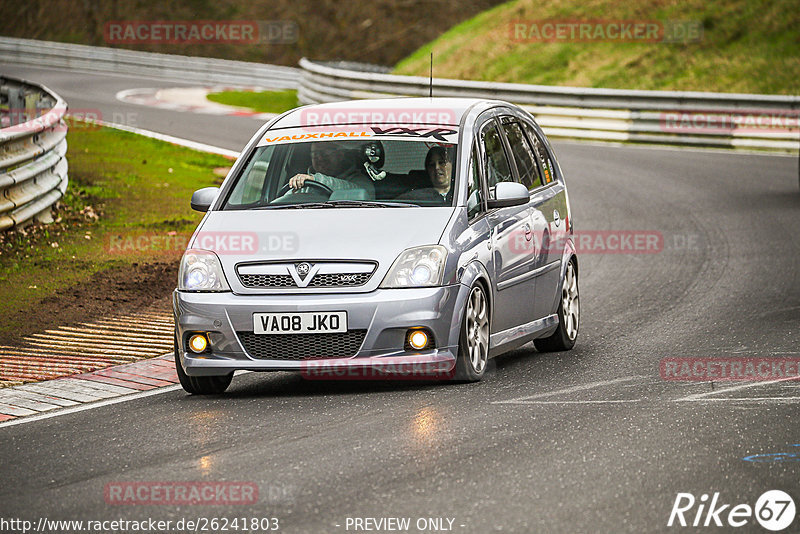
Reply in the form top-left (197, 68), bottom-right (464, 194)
top-left (522, 122), bottom-right (556, 185)
top-left (502, 121), bottom-right (542, 191)
top-left (482, 124), bottom-right (513, 198)
top-left (226, 145), bottom-right (275, 206)
top-left (467, 144), bottom-right (483, 220)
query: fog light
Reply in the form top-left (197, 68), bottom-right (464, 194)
top-left (188, 333), bottom-right (209, 353)
top-left (408, 330), bottom-right (429, 350)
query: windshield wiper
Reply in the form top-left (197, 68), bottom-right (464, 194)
top-left (253, 200), bottom-right (419, 210)
top-left (253, 202), bottom-right (334, 210)
top-left (325, 200), bottom-right (418, 208)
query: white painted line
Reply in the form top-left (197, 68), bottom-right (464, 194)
top-left (502, 399), bottom-right (642, 405)
top-left (23, 339), bottom-right (163, 355)
top-left (681, 397), bottom-right (800, 402)
top-left (56, 378), bottom-right (134, 397)
top-left (126, 317), bottom-right (173, 324)
top-left (17, 383), bottom-right (105, 403)
top-left (674, 377), bottom-right (800, 402)
top-left (0, 384), bottom-right (184, 429)
top-left (0, 349), bottom-right (134, 364)
top-left (0, 345), bottom-right (136, 361)
top-left (95, 119), bottom-right (240, 158)
top-left (0, 403), bottom-right (37, 417)
top-left (55, 327), bottom-right (171, 341)
top-left (494, 376), bottom-right (646, 404)
top-left (20, 339), bottom-right (163, 356)
top-left (92, 319), bottom-right (174, 331)
top-left (0, 358), bottom-right (89, 371)
top-left (131, 311), bottom-right (171, 317)
top-left (68, 378), bottom-right (140, 395)
top-left (0, 395), bottom-right (60, 412)
top-left (29, 332), bottom-right (171, 348)
top-left (0, 388), bottom-right (78, 407)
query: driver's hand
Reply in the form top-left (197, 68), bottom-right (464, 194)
top-left (289, 173), bottom-right (312, 191)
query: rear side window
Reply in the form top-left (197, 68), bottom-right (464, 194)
top-left (522, 122), bottom-right (556, 185)
top-left (502, 121), bottom-right (542, 191)
top-left (482, 124), bottom-right (513, 192)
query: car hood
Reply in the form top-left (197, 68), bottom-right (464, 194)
top-left (192, 207), bottom-right (456, 294)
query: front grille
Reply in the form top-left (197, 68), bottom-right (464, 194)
top-left (308, 272), bottom-right (372, 287)
top-left (238, 272), bottom-right (373, 289)
top-left (237, 330), bottom-right (367, 360)
top-left (239, 274), bottom-right (295, 288)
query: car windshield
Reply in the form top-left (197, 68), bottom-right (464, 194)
top-left (220, 138), bottom-right (458, 209)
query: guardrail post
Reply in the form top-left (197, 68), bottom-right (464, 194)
top-left (7, 87), bottom-right (24, 126)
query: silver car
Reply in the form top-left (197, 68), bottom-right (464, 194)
top-left (174, 98), bottom-right (579, 394)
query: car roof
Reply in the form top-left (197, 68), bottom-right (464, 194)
top-left (269, 97), bottom-right (507, 129)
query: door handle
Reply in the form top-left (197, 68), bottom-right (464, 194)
top-left (524, 222), bottom-right (532, 241)
top-left (553, 210), bottom-right (561, 227)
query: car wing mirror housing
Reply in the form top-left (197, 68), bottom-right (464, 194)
top-left (191, 187), bottom-right (220, 212)
top-left (486, 182), bottom-right (529, 209)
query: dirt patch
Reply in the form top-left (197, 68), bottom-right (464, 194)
top-left (0, 262), bottom-right (177, 347)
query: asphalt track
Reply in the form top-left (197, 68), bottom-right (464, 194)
top-left (1, 64), bottom-right (799, 533)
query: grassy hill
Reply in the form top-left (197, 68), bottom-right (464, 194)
top-left (394, 0), bottom-right (800, 94)
top-left (0, 0), bottom-right (504, 68)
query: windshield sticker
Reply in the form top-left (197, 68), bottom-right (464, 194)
top-left (259, 126), bottom-right (459, 146)
top-left (371, 127), bottom-right (458, 141)
top-left (261, 131), bottom-right (372, 144)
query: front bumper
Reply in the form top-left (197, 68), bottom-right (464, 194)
top-left (173, 285), bottom-right (464, 377)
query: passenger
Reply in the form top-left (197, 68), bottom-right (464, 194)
top-left (398, 146), bottom-right (454, 205)
top-left (287, 142), bottom-right (375, 198)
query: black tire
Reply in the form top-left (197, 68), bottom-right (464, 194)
top-left (454, 283), bottom-right (490, 382)
top-left (174, 335), bottom-right (233, 395)
top-left (534, 259), bottom-right (579, 352)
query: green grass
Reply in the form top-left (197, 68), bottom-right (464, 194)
top-left (394, 0), bottom-right (800, 94)
top-left (0, 124), bottom-right (230, 339)
top-left (206, 89), bottom-right (299, 114)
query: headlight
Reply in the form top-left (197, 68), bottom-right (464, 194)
top-left (178, 249), bottom-right (231, 292)
top-left (380, 245), bottom-right (448, 288)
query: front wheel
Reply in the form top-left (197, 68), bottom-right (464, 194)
top-left (454, 283), bottom-right (490, 382)
top-left (534, 259), bottom-right (579, 352)
top-left (174, 336), bottom-right (233, 395)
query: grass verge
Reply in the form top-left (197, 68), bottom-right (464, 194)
top-left (394, 0), bottom-right (800, 94)
top-left (206, 89), bottom-right (299, 114)
top-left (0, 123), bottom-right (230, 344)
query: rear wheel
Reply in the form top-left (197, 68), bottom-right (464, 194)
top-left (454, 283), bottom-right (490, 382)
top-left (534, 259), bottom-right (579, 352)
top-left (174, 335), bottom-right (233, 395)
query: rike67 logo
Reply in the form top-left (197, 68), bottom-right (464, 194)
top-left (668, 490), bottom-right (796, 531)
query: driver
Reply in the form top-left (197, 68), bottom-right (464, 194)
top-left (287, 142), bottom-right (375, 198)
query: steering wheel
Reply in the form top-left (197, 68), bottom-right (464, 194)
top-left (276, 179), bottom-right (333, 198)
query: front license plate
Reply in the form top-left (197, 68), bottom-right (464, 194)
top-left (253, 312), bottom-right (347, 334)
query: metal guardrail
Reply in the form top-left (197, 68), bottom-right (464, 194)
top-left (0, 76), bottom-right (68, 231)
top-left (298, 59), bottom-right (800, 152)
top-left (0, 37), bottom-right (300, 89)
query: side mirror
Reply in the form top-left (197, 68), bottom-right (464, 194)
top-left (486, 182), bottom-right (529, 209)
top-left (190, 187), bottom-right (220, 212)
